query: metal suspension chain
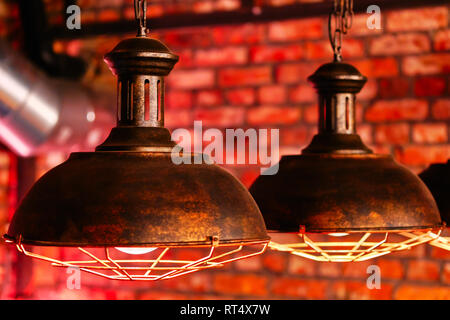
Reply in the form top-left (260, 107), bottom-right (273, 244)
top-left (135, 0), bottom-right (148, 37)
top-left (328, 0), bottom-right (354, 62)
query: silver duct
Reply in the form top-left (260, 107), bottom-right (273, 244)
top-left (0, 41), bottom-right (115, 156)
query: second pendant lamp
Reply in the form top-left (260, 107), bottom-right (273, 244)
top-left (249, 0), bottom-right (443, 262)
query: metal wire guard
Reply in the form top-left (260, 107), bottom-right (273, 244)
top-left (402, 232), bottom-right (450, 251)
top-left (15, 238), bottom-right (268, 281)
top-left (429, 237), bottom-right (450, 250)
top-left (268, 230), bottom-right (441, 262)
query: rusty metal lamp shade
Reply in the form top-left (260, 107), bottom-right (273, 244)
top-left (3, 35), bottom-right (269, 280)
top-left (249, 62), bottom-right (443, 262)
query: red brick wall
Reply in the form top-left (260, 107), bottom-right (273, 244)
top-left (0, 0), bottom-right (449, 299)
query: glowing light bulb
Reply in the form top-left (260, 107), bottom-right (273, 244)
top-left (115, 247), bottom-right (157, 255)
top-left (328, 233), bottom-right (349, 237)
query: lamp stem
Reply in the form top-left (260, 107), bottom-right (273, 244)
top-left (135, 0), bottom-right (148, 37)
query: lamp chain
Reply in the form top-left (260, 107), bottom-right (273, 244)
top-left (135, 0), bottom-right (148, 37)
top-left (328, 0), bottom-right (354, 62)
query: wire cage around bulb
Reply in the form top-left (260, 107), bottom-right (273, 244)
top-left (9, 236), bottom-right (268, 281)
top-left (429, 237), bottom-right (450, 251)
top-left (268, 229), bottom-right (442, 263)
top-left (401, 231), bottom-right (450, 252)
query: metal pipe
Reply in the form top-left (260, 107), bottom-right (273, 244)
top-left (0, 41), bottom-right (115, 156)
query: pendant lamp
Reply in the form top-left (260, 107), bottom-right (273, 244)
top-left (3, 0), bottom-right (269, 281)
top-left (249, 0), bottom-right (443, 262)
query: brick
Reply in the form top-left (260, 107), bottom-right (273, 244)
top-left (317, 263), bottom-right (342, 278)
top-left (412, 123), bottom-right (447, 143)
top-left (444, 263), bottom-right (450, 284)
top-left (387, 7), bottom-right (448, 32)
top-left (289, 84), bottom-right (316, 103)
top-left (271, 278), bottom-right (327, 299)
top-left (375, 123), bottom-right (410, 145)
top-left (0, 170), bottom-right (8, 187)
top-left (430, 246), bottom-right (450, 260)
top-left (432, 99), bottom-right (450, 120)
top-left (214, 273), bottom-right (268, 297)
top-left (305, 39), bottom-right (364, 60)
top-left (234, 255), bottom-right (262, 272)
top-left (147, 4), bottom-right (164, 18)
top-left (395, 145), bottom-right (450, 166)
top-left (258, 85), bottom-right (287, 105)
top-left (80, 10), bottom-right (98, 24)
top-left (358, 79), bottom-right (377, 101)
top-left (332, 281), bottom-right (393, 300)
top-left (250, 44), bottom-right (303, 63)
top-left (414, 77), bottom-right (446, 97)
top-left (268, 18), bottom-right (323, 42)
top-left (370, 33), bottom-right (430, 56)
top-left (280, 126), bottom-right (310, 146)
top-left (193, 1), bottom-right (214, 13)
top-left (406, 260), bottom-right (440, 282)
top-left (165, 90), bottom-right (193, 109)
top-left (358, 124), bottom-right (373, 144)
top-left (165, 109), bottom-right (192, 128)
top-left (168, 69), bottom-right (215, 89)
top-left (434, 29), bottom-right (450, 51)
top-left (261, 251), bottom-right (287, 273)
top-left (175, 49), bottom-right (194, 68)
top-left (194, 47), bottom-right (248, 66)
top-left (219, 66), bottom-right (272, 87)
top-left (366, 99), bottom-right (428, 122)
top-left (212, 24), bottom-right (265, 45)
top-left (395, 285), bottom-right (450, 300)
top-left (194, 107), bottom-right (245, 127)
top-left (377, 259), bottom-right (404, 280)
top-left (276, 63), bottom-right (319, 84)
top-left (97, 9), bottom-right (119, 22)
top-left (164, 29), bottom-right (212, 48)
top-left (352, 58), bottom-right (398, 78)
top-left (196, 90), bottom-right (223, 107)
top-left (163, 272), bottom-right (212, 293)
top-left (139, 292), bottom-right (189, 300)
top-left (402, 53), bottom-right (450, 76)
top-left (247, 106), bottom-right (301, 126)
top-left (226, 88), bottom-right (256, 105)
top-left (341, 261), bottom-right (373, 278)
top-left (288, 255), bottom-right (316, 276)
top-left (216, 0), bottom-right (241, 11)
top-left (347, 13), bottom-right (383, 36)
top-left (378, 78), bottom-right (410, 99)
top-left (267, 0), bottom-right (295, 6)
top-left (303, 104), bottom-right (318, 124)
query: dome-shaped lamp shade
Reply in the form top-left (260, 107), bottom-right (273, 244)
top-left (250, 62), bottom-right (443, 262)
top-left (3, 35), bottom-right (269, 281)
top-left (412, 160), bottom-right (450, 251)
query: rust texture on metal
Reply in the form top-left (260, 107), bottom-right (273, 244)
top-left (419, 160), bottom-right (450, 224)
top-left (303, 62), bottom-right (371, 155)
top-left (250, 61), bottom-right (443, 233)
top-left (5, 31), bottom-right (269, 247)
top-left (250, 154), bottom-right (442, 233)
